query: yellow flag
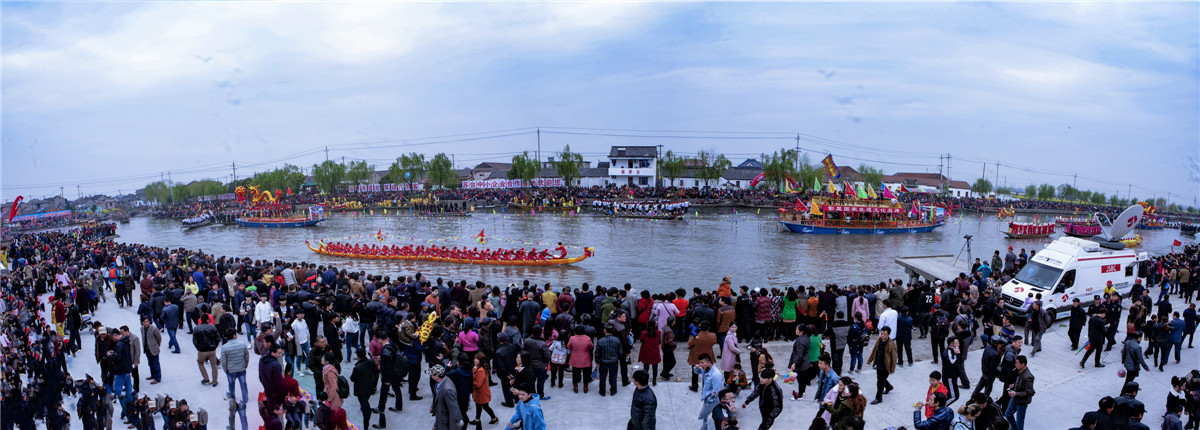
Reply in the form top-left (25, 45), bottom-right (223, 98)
top-left (867, 186), bottom-right (879, 199)
top-left (827, 179), bottom-right (837, 194)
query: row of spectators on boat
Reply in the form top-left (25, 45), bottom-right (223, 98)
top-left (322, 242), bottom-right (573, 261)
top-left (3, 212), bottom-right (98, 232)
top-left (591, 199), bottom-right (690, 214)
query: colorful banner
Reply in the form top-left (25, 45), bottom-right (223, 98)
top-left (349, 183), bottom-right (422, 193)
top-left (821, 205), bottom-right (903, 214)
top-left (461, 178), bottom-right (564, 190)
top-left (822, 155), bottom-right (840, 179)
top-left (10, 209), bottom-right (72, 222)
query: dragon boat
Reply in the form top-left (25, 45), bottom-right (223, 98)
top-left (1002, 218), bottom-right (1054, 239)
top-left (778, 197), bottom-right (943, 234)
top-left (305, 241), bottom-right (594, 266)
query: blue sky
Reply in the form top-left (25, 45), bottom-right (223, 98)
top-left (3, 2), bottom-right (1197, 205)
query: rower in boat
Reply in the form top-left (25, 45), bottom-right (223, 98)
top-left (555, 242), bottom-right (567, 259)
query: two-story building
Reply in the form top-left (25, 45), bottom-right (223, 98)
top-left (607, 146), bottom-right (658, 187)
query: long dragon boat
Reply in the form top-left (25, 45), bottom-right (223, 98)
top-left (306, 241), bottom-right (594, 266)
top-left (1002, 218), bottom-right (1055, 239)
top-left (778, 197), bottom-right (943, 234)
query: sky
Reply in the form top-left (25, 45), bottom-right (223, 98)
top-left (3, 2), bottom-right (1198, 205)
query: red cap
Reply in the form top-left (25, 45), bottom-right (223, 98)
top-left (1008, 246), bottom-right (1013, 250)
top-left (1107, 280), bottom-right (1113, 286)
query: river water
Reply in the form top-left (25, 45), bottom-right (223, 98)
top-left (115, 210), bottom-right (1188, 292)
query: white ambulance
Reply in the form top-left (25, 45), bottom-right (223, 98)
top-left (1000, 236), bottom-right (1149, 320)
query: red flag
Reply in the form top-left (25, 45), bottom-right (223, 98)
top-left (376, 228), bottom-right (383, 242)
top-left (794, 198), bottom-right (809, 213)
top-left (1174, 239), bottom-right (1182, 246)
top-left (7, 196), bottom-right (23, 222)
top-left (475, 229), bottom-right (486, 245)
top-left (287, 187), bottom-right (293, 196)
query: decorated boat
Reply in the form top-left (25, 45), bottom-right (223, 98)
top-left (1138, 214), bottom-right (1166, 230)
top-left (778, 197), bottom-right (944, 234)
top-left (236, 206), bottom-right (326, 228)
top-left (306, 240), bottom-right (593, 266)
top-left (180, 213), bottom-right (214, 230)
top-left (607, 212), bottom-right (684, 221)
top-left (1002, 218), bottom-right (1055, 239)
top-left (1120, 234), bottom-right (1143, 248)
top-left (1181, 224), bottom-right (1199, 236)
top-left (1063, 223), bottom-right (1102, 238)
top-left (593, 199), bottom-right (688, 220)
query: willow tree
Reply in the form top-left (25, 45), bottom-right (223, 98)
top-left (426, 153), bottom-right (456, 188)
top-left (657, 150), bottom-right (686, 187)
top-left (697, 151), bottom-right (731, 187)
top-left (345, 160), bottom-right (374, 185)
top-left (858, 164), bottom-right (884, 189)
top-left (553, 145), bottom-right (584, 187)
top-left (508, 152), bottom-right (539, 185)
top-left (311, 160), bottom-right (347, 193)
top-left (761, 149), bottom-right (798, 190)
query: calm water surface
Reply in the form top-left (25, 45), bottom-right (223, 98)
top-left (115, 211), bottom-right (1186, 292)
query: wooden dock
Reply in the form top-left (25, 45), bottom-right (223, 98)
top-left (894, 254), bottom-right (971, 283)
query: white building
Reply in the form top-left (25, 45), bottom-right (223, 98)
top-left (607, 146), bottom-right (658, 187)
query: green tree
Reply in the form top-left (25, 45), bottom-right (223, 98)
top-left (188, 180), bottom-right (226, 197)
top-left (380, 159), bottom-right (405, 184)
top-left (426, 153), bottom-right (457, 188)
top-left (697, 151), bottom-right (731, 188)
top-left (857, 164), bottom-right (884, 190)
top-left (553, 145), bottom-right (584, 187)
top-left (400, 153), bottom-right (428, 185)
top-left (1130, 197), bottom-right (1140, 206)
top-left (1090, 192), bottom-right (1107, 205)
top-left (345, 160), bottom-right (374, 185)
top-left (995, 186), bottom-right (1013, 196)
top-left (760, 149), bottom-right (798, 190)
top-left (1109, 194), bottom-right (1124, 206)
top-left (170, 183), bottom-right (191, 203)
top-left (141, 181), bottom-right (171, 204)
top-left (1167, 202), bottom-right (1180, 212)
top-left (311, 160), bottom-right (347, 193)
top-left (1024, 185), bottom-right (1037, 198)
top-left (1154, 197), bottom-right (1167, 208)
top-left (971, 178), bottom-right (993, 196)
top-left (1037, 184), bottom-right (1056, 200)
top-left (795, 153), bottom-right (822, 191)
top-left (657, 150), bottom-right (687, 187)
top-left (507, 152), bottom-right (539, 185)
top-left (1187, 206), bottom-right (1196, 214)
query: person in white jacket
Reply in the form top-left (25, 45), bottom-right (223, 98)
top-left (254, 295), bottom-right (274, 331)
top-left (292, 313), bottom-right (311, 375)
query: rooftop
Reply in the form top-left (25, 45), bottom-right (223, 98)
top-left (608, 146), bottom-right (658, 158)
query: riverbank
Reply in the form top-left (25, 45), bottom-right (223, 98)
top-left (55, 286), bottom-right (1197, 430)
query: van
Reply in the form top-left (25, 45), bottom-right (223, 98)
top-left (1000, 237), bottom-right (1148, 320)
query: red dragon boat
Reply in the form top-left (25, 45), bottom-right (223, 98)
top-left (306, 241), bottom-right (593, 266)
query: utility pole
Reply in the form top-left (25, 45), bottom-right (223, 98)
top-left (342, 156), bottom-right (345, 165)
top-left (168, 171), bottom-right (174, 203)
top-left (995, 162), bottom-right (1000, 191)
top-left (77, 185), bottom-right (81, 199)
top-left (1073, 173), bottom-right (1077, 190)
top-left (945, 153), bottom-right (952, 191)
top-left (325, 146), bottom-right (329, 161)
top-left (1128, 184), bottom-right (1132, 201)
top-left (232, 162), bottom-right (237, 182)
top-left (451, 154), bottom-right (455, 170)
top-left (536, 128), bottom-right (541, 168)
top-left (795, 134), bottom-right (801, 172)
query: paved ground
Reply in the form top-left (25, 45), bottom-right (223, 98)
top-left (56, 293), bottom-right (1198, 430)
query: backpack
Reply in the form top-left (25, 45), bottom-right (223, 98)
top-left (934, 315), bottom-right (950, 338)
top-left (550, 340), bottom-right (568, 365)
top-left (336, 374), bottom-right (350, 399)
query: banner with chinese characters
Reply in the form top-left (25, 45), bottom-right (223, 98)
top-left (347, 183), bottom-right (423, 193)
top-left (821, 205), bottom-right (902, 214)
top-left (461, 178), bottom-right (564, 190)
top-left (196, 193), bottom-right (237, 202)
